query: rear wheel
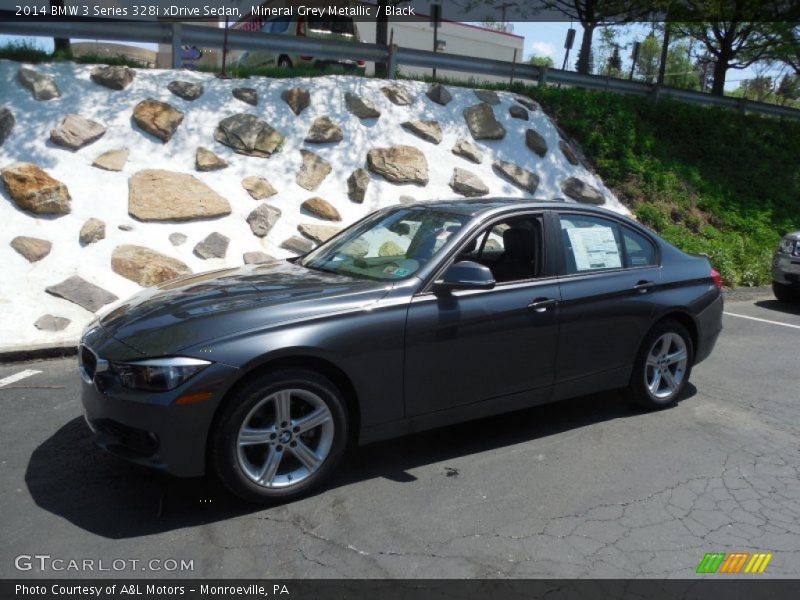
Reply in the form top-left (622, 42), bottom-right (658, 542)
top-left (277, 55), bottom-right (292, 69)
top-left (773, 281), bottom-right (800, 303)
top-left (626, 320), bottom-right (693, 409)
top-left (210, 368), bottom-right (348, 504)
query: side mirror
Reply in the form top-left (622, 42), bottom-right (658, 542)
top-left (434, 261), bottom-right (496, 295)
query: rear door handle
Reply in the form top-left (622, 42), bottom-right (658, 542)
top-left (528, 297), bottom-right (558, 312)
top-left (634, 280), bottom-right (656, 293)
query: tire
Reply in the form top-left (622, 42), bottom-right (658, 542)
top-left (277, 55), bottom-right (292, 69)
top-left (626, 319), bottom-right (694, 410)
top-left (773, 281), bottom-right (800, 303)
top-left (209, 368), bottom-right (349, 504)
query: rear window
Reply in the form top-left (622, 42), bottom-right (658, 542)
top-left (308, 16), bottom-right (355, 34)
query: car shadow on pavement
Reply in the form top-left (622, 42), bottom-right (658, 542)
top-left (25, 385), bottom-right (696, 539)
top-left (755, 299), bottom-right (800, 316)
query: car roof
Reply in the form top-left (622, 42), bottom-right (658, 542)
top-left (400, 197), bottom-right (625, 219)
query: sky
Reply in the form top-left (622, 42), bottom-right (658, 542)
top-left (0, 21), bottom-right (773, 92)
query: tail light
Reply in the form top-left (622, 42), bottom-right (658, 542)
top-left (357, 60), bottom-right (365, 67)
top-left (297, 17), bottom-right (306, 36)
top-left (710, 267), bottom-right (723, 289)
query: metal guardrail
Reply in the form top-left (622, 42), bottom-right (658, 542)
top-left (1, 18), bottom-right (798, 120)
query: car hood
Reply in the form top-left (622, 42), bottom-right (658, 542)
top-left (99, 261), bottom-right (391, 356)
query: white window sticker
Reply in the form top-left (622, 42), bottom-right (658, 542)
top-left (567, 226), bottom-right (621, 271)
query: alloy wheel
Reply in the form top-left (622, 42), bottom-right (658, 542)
top-left (645, 332), bottom-right (689, 400)
top-left (236, 388), bottom-right (334, 489)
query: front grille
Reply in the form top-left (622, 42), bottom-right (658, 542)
top-left (80, 345), bottom-right (97, 380)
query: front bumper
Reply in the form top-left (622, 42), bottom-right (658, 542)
top-left (773, 253), bottom-right (800, 287)
top-left (79, 328), bottom-right (238, 477)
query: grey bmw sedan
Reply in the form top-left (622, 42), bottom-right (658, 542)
top-left (79, 199), bottom-right (723, 503)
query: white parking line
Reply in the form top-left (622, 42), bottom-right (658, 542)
top-left (0, 369), bottom-right (43, 388)
top-left (724, 312), bottom-right (800, 330)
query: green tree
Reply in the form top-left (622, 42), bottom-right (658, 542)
top-left (673, 1), bottom-right (790, 96)
top-left (634, 34), bottom-right (661, 83)
top-left (529, 54), bottom-right (555, 68)
top-left (664, 42), bottom-right (700, 90)
top-left (776, 73), bottom-right (800, 104)
top-left (603, 44), bottom-right (623, 77)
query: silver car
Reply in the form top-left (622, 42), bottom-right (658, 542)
top-left (773, 231), bottom-right (800, 303)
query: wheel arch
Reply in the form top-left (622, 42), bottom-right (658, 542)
top-left (210, 353), bottom-right (361, 445)
top-left (647, 310), bottom-right (699, 363)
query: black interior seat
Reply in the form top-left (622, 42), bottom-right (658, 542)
top-left (493, 228), bottom-right (537, 282)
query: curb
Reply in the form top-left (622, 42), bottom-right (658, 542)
top-left (0, 343), bottom-right (78, 364)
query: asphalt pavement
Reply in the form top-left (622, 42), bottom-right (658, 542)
top-left (1, 293), bottom-right (799, 579)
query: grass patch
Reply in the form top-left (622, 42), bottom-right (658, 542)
top-left (524, 86), bottom-right (800, 287)
top-left (0, 40), bottom-right (147, 68)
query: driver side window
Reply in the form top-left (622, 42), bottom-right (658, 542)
top-left (459, 215), bottom-right (544, 283)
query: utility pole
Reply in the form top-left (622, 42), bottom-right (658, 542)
top-left (430, 3), bottom-right (441, 79)
top-left (657, 23), bottom-right (671, 86)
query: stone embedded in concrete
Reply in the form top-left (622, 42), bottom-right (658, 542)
top-left (426, 83), bottom-right (452, 105)
top-left (451, 138), bottom-right (483, 164)
top-left (132, 98), bottom-right (184, 142)
top-left (243, 251), bottom-right (277, 265)
top-left (10, 236), bottom-right (52, 262)
top-left (92, 148), bottom-right (129, 171)
top-left (401, 120), bottom-right (442, 144)
top-left (34, 314), bottom-right (71, 332)
top-left (233, 87), bottom-right (258, 106)
top-left (91, 65), bottom-right (136, 90)
top-left (366, 145), bottom-right (428, 185)
top-left (193, 232), bottom-right (230, 259)
top-left (1, 163), bottom-right (71, 215)
top-left (214, 113), bottom-right (285, 158)
top-left (281, 236), bottom-right (314, 254)
top-left (464, 103), bottom-right (506, 140)
top-left (305, 116), bottom-right (343, 144)
top-left (195, 147), bottom-right (228, 171)
top-left (79, 218), bottom-right (105, 246)
top-left (281, 88), bottom-right (310, 115)
top-left (296, 150), bottom-right (332, 191)
top-left (247, 203), bottom-right (281, 237)
top-left (345, 92), bottom-right (381, 119)
top-left (347, 168), bottom-right (370, 203)
top-left (45, 275), bottom-right (119, 312)
top-left (492, 160), bottom-right (540, 193)
top-left (111, 245), bottom-right (192, 287)
top-left (242, 176), bottom-right (277, 200)
top-left (301, 196), bottom-right (341, 221)
top-left (18, 67), bottom-right (60, 100)
top-left (168, 80), bottom-right (204, 101)
top-left (50, 114), bottom-right (106, 151)
top-left (525, 129), bottom-right (548, 157)
top-left (449, 167), bottom-right (489, 197)
top-left (561, 177), bottom-right (605, 205)
top-left (128, 169), bottom-right (231, 221)
top-left (298, 223), bottom-right (342, 244)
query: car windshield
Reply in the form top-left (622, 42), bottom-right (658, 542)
top-left (299, 208), bottom-right (470, 281)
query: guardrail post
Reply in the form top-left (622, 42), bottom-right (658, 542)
top-left (171, 23), bottom-right (182, 70)
top-left (738, 97), bottom-right (748, 115)
top-left (651, 85), bottom-right (661, 102)
top-left (538, 66), bottom-right (548, 87)
top-left (387, 44), bottom-right (398, 80)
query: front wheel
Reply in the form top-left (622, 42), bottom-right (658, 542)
top-left (773, 281), bottom-right (800, 303)
top-left (209, 368), bottom-right (349, 504)
top-left (626, 320), bottom-right (693, 409)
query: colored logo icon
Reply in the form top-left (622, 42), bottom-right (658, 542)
top-left (697, 552), bottom-right (773, 574)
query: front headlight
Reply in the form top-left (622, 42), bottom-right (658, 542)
top-left (778, 238), bottom-right (798, 255)
top-left (111, 357), bottom-right (211, 391)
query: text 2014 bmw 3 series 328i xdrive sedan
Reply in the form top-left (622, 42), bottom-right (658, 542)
top-left (79, 199), bottom-right (723, 503)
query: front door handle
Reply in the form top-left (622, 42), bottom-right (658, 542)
top-left (634, 280), bottom-right (656, 294)
top-left (528, 297), bottom-right (558, 312)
